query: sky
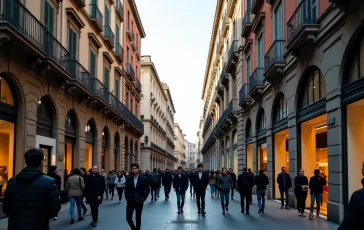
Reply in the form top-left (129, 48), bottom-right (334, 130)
top-left (136, 0), bottom-right (217, 142)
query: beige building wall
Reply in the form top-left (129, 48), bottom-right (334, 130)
top-left (174, 123), bottom-right (186, 169)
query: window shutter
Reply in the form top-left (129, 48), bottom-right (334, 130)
top-left (90, 50), bottom-right (96, 77)
top-left (116, 24), bottom-right (120, 43)
top-left (104, 66), bottom-right (109, 90)
top-left (115, 78), bottom-right (120, 99)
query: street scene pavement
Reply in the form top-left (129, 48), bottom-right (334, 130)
top-left (0, 188), bottom-right (339, 230)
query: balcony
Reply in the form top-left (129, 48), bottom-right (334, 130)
top-left (216, 107), bottom-right (232, 136)
top-left (228, 0), bottom-right (237, 18)
top-left (118, 102), bottom-right (144, 134)
top-left (239, 83), bottom-right (252, 109)
top-left (89, 78), bottom-right (109, 107)
top-left (72, 0), bottom-right (86, 8)
top-left (251, 0), bottom-right (264, 14)
top-left (114, 43), bottom-right (124, 62)
top-left (126, 28), bottom-right (132, 41)
top-left (264, 40), bottom-right (285, 82)
top-left (242, 10), bottom-right (252, 38)
top-left (126, 63), bottom-right (135, 81)
top-left (220, 62), bottom-right (229, 86)
top-left (89, 4), bottom-right (103, 33)
top-left (103, 25), bottom-right (115, 48)
top-left (115, 0), bottom-right (124, 22)
top-left (216, 80), bottom-right (224, 96)
top-left (222, 14), bottom-right (230, 37)
top-left (286, 0), bottom-right (320, 56)
top-left (135, 76), bottom-right (141, 92)
top-left (226, 40), bottom-right (239, 74)
top-left (328, 0), bottom-right (350, 10)
top-left (62, 59), bottom-right (92, 95)
top-left (151, 142), bottom-right (167, 155)
top-left (108, 92), bottom-right (121, 115)
top-left (249, 68), bottom-right (264, 98)
top-left (227, 98), bottom-right (239, 119)
top-left (251, 12), bottom-right (265, 34)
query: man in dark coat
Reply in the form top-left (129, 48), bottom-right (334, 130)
top-left (2, 148), bottom-right (61, 230)
top-left (125, 163), bottom-right (150, 230)
top-left (48, 165), bottom-right (62, 220)
top-left (191, 164), bottom-right (209, 216)
top-left (84, 165), bottom-right (105, 227)
top-left (248, 168), bottom-right (254, 203)
top-left (277, 166), bottom-right (292, 209)
top-left (237, 167), bottom-right (254, 215)
top-left (173, 166), bottom-right (189, 214)
top-left (228, 168), bottom-right (237, 200)
top-left (162, 168), bottom-right (173, 200)
top-left (80, 167), bottom-right (88, 215)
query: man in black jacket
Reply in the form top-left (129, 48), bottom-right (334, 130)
top-left (228, 168), bottom-right (237, 200)
top-left (84, 166), bottom-right (105, 227)
top-left (191, 164), bottom-right (209, 216)
top-left (48, 165), bottom-right (61, 220)
top-left (2, 148), bottom-right (61, 230)
top-left (308, 169), bottom-right (326, 219)
top-left (80, 167), bottom-right (88, 215)
top-left (125, 163), bottom-right (150, 230)
top-left (237, 168), bottom-right (254, 215)
top-left (162, 169), bottom-right (173, 200)
top-left (173, 166), bottom-right (189, 214)
top-left (277, 167), bottom-right (292, 209)
top-left (255, 169), bottom-right (269, 213)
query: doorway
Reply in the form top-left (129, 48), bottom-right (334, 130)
top-left (40, 145), bottom-right (52, 174)
top-left (274, 129), bottom-right (289, 199)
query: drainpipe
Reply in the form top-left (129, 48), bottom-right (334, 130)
top-left (61, 0), bottom-right (65, 45)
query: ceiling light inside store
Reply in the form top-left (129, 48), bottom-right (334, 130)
top-left (315, 124), bottom-right (327, 130)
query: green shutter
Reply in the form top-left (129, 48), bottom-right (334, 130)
top-left (104, 66), bottom-right (109, 90)
top-left (105, 5), bottom-right (110, 26)
top-left (68, 28), bottom-right (77, 59)
top-left (44, 0), bottom-right (55, 35)
top-left (116, 24), bottom-right (120, 44)
top-left (115, 78), bottom-right (120, 99)
top-left (90, 50), bottom-right (96, 77)
top-left (92, 0), bottom-right (97, 4)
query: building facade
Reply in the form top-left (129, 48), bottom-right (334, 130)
top-left (140, 56), bottom-right (174, 171)
top-left (163, 83), bottom-right (176, 170)
top-left (196, 117), bottom-right (204, 166)
top-left (0, 0), bottom-right (145, 214)
top-left (187, 142), bottom-right (197, 169)
top-left (173, 123), bottom-right (186, 169)
top-left (200, 0), bottom-right (364, 224)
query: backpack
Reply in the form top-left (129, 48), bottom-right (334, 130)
top-left (150, 173), bottom-right (159, 186)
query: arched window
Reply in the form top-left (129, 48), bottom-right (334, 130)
top-left (245, 119), bottom-right (252, 141)
top-left (102, 127), bottom-right (109, 148)
top-left (300, 66), bottom-right (326, 108)
top-left (346, 34), bottom-right (364, 84)
top-left (0, 76), bottom-right (14, 106)
top-left (65, 111), bottom-right (76, 143)
top-left (85, 120), bottom-right (95, 143)
top-left (257, 109), bottom-right (266, 133)
top-left (36, 97), bottom-right (54, 137)
top-left (274, 93), bottom-right (287, 123)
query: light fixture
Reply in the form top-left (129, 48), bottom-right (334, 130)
top-left (85, 124), bottom-right (90, 132)
top-left (264, 157), bottom-right (267, 160)
top-left (315, 124), bottom-right (327, 130)
top-left (102, 132), bottom-right (105, 136)
top-left (38, 100), bottom-right (42, 104)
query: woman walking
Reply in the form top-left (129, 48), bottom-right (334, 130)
top-left (107, 170), bottom-right (117, 200)
top-left (65, 168), bottom-right (85, 224)
top-left (114, 171), bottom-right (126, 204)
top-left (209, 171), bottom-right (217, 198)
top-left (294, 169), bottom-right (309, 217)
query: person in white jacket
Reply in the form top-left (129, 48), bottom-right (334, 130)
top-left (114, 171), bottom-right (126, 203)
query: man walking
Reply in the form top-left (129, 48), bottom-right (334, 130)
top-left (237, 168), bottom-right (254, 215)
top-left (2, 148), bottom-right (61, 230)
top-left (80, 167), bottom-right (88, 215)
top-left (149, 168), bottom-right (160, 202)
top-left (254, 169), bottom-right (269, 214)
top-left (228, 168), bottom-right (237, 200)
top-left (173, 166), bottom-right (189, 214)
top-left (100, 169), bottom-right (108, 199)
top-left (189, 169), bottom-right (196, 198)
top-left (191, 164), bottom-right (209, 216)
top-left (125, 163), bottom-right (150, 230)
top-left (48, 165), bottom-right (62, 220)
top-left (84, 166), bottom-right (104, 227)
top-left (162, 168), bottom-right (173, 200)
top-left (309, 169), bottom-right (326, 219)
top-left (277, 167), bottom-right (292, 209)
top-left (217, 168), bottom-right (233, 215)
top-left (248, 168), bottom-right (254, 204)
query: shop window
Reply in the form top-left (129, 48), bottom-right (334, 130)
top-left (0, 76), bottom-right (14, 106)
top-left (0, 121), bottom-right (14, 198)
top-left (257, 109), bottom-right (266, 133)
top-left (36, 97), bottom-right (54, 138)
top-left (274, 93), bottom-right (287, 123)
top-left (246, 119), bottom-right (252, 141)
top-left (300, 67), bottom-right (326, 108)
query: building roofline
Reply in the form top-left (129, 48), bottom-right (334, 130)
top-left (128, 0), bottom-right (146, 38)
top-left (162, 83), bottom-right (176, 113)
top-left (141, 56), bottom-right (168, 101)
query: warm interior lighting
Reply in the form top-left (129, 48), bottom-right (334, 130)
top-left (264, 157), bottom-right (267, 160)
top-left (315, 124), bottom-right (327, 130)
top-left (38, 100), bottom-right (42, 104)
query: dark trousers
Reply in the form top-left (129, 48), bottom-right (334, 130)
top-left (231, 187), bottom-right (235, 198)
top-left (90, 203), bottom-right (100, 222)
top-left (151, 187), bottom-right (158, 200)
top-left (116, 187), bottom-right (124, 201)
top-left (164, 185), bottom-right (171, 198)
top-left (126, 200), bottom-right (144, 230)
top-left (240, 192), bottom-right (251, 213)
top-left (81, 196), bottom-right (87, 211)
top-left (196, 190), bottom-right (206, 212)
top-left (296, 194), bottom-right (307, 213)
top-left (108, 184), bottom-right (115, 198)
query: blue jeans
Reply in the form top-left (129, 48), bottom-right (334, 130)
top-left (220, 190), bottom-right (230, 211)
top-left (209, 184), bottom-right (215, 196)
top-left (280, 188), bottom-right (289, 207)
top-left (69, 196), bottom-right (82, 219)
top-left (190, 184), bottom-right (194, 195)
top-left (104, 184), bottom-right (109, 198)
top-left (176, 191), bottom-right (185, 210)
top-left (310, 193), bottom-right (322, 215)
top-left (257, 190), bottom-right (266, 210)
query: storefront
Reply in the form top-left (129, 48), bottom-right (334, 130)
top-left (64, 111), bottom-right (77, 185)
top-left (245, 119), bottom-right (253, 171)
top-left (256, 108), bottom-right (267, 174)
top-left (233, 131), bottom-right (238, 175)
top-left (101, 127), bottom-right (109, 170)
top-left (85, 119), bottom-right (96, 171)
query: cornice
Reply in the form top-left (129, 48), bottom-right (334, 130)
top-left (128, 0), bottom-right (146, 38)
top-left (141, 57), bottom-right (168, 102)
top-left (163, 84), bottom-right (176, 113)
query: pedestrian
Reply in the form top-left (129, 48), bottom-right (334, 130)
top-left (189, 169), bottom-right (196, 198)
top-left (107, 170), bottom-right (117, 200)
top-left (248, 168), bottom-right (254, 204)
top-left (237, 168), bottom-right (254, 215)
top-left (162, 168), bottom-right (173, 200)
top-left (173, 166), bottom-right (189, 214)
top-left (48, 165), bottom-right (62, 220)
top-left (157, 168), bottom-right (163, 198)
top-left (115, 171), bottom-right (126, 204)
top-left (228, 168), bottom-right (237, 200)
top-left (215, 170), bottom-right (220, 198)
top-left (339, 161), bottom-right (364, 229)
top-left (84, 166), bottom-right (105, 227)
top-left (217, 167), bottom-right (233, 215)
top-left (208, 171), bottom-right (217, 198)
top-left (100, 169), bottom-right (108, 199)
top-left (254, 169), bottom-right (269, 214)
top-left (309, 169), bottom-right (326, 219)
top-left (191, 164), bottom-right (209, 216)
top-left (149, 168), bottom-right (160, 202)
top-left (277, 166), bottom-right (292, 209)
top-left (2, 148), bottom-right (61, 230)
top-left (294, 169), bottom-right (309, 217)
top-left (65, 168), bottom-right (85, 224)
top-left (125, 163), bottom-right (150, 230)
top-left (80, 167), bottom-right (88, 215)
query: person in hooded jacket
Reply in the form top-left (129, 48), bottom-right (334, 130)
top-left (308, 169), bottom-right (326, 219)
top-left (2, 148), bottom-right (61, 230)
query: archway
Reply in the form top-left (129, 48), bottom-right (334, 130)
top-left (101, 127), bottom-right (110, 171)
top-left (114, 132), bottom-right (120, 171)
top-left (85, 119), bottom-right (97, 171)
top-left (245, 119), bottom-right (253, 171)
top-left (64, 110), bottom-right (78, 186)
top-left (124, 136), bottom-right (129, 171)
top-left (256, 108), bottom-right (267, 174)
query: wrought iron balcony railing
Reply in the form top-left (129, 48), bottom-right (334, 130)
top-left (126, 63), bottom-right (135, 80)
top-left (219, 62), bottom-right (227, 81)
top-left (108, 92), bottom-right (119, 111)
top-left (115, 43), bottom-right (124, 61)
top-left (239, 83), bottom-right (250, 104)
top-left (242, 10), bottom-right (252, 27)
top-left (135, 76), bottom-right (141, 91)
top-left (249, 68), bottom-right (264, 92)
top-left (264, 40), bottom-right (285, 71)
top-left (228, 40), bottom-right (238, 60)
top-left (62, 59), bottom-right (91, 91)
top-left (90, 4), bottom-right (103, 28)
top-left (103, 25), bottom-right (115, 46)
top-left (115, 0), bottom-right (124, 20)
top-left (89, 78), bottom-right (109, 102)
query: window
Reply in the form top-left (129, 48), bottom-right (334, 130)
top-left (68, 28), bottom-right (77, 60)
top-left (274, 1), bottom-right (284, 39)
top-left (246, 56), bottom-right (251, 80)
top-left (105, 4), bottom-right (110, 26)
top-left (115, 78), bottom-right (120, 99)
top-left (348, 36), bottom-right (364, 84)
top-left (136, 65), bottom-right (138, 79)
top-left (274, 94), bottom-right (287, 123)
top-left (126, 92), bottom-right (129, 108)
top-left (127, 47), bottom-right (130, 63)
top-left (116, 24), bottom-right (120, 44)
top-left (257, 109), bottom-right (266, 132)
top-left (246, 119), bottom-right (252, 140)
top-left (90, 49), bottom-right (97, 77)
top-left (104, 66), bottom-right (110, 90)
top-left (257, 35), bottom-right (264, 67)
top-left (127, 11), bottom-right (130, 31)
top-left (300, 67), bottom-right (326, 108)
top-left (135, 103), bottom-right (138, 116)
top-left (44, 0), bottom-right (55, 34)
top-left (130, 99), bottom-right (133, 112)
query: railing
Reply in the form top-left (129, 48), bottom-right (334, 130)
top-left (219, 62), bottom-right (227, 81)
top-left (249, 68), bottom-right (264, 92)
top-left (108, 92), bottom-right (119, 111)
top-left (89, 78), bottom-right (109, 102)
top-left (115, 43), bottom-right (124, 60)
top-left (287, 0), bottom-right (317, 44)
top-left (239, 83), bottom-right (250, 104)
top-left (103, 25), bottom-right (115, 45)
top-left (151, 142), bottom-right (167, 154)
top-left (62, 60), bottom-right (91, 91)
top-left (90, 4), bottom-right (103, 28)
top-left (126, 63), bottom-right (135, 80)
top-left (264, 40), bottom-right (285, 72)
top-left (115, 0), bottom-right (124, 19)
top-left (242, 10), bottom-right (252, 27)
top-left (228, 40), bottom-right (238, 60)
top-left (135, 76), bottom-right (141, 91)
top-left (118, 102), bottom-right (143, 132)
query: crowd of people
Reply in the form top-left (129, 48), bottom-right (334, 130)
top-left (1, 148), bottom-right (364, 229)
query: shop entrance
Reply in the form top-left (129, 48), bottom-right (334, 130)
top-left (257, 142), bottom-right (267, 174)
top-left (40, 145), bottom-right (52, 174)
top-left (274, 129), bottom-right (289, 199)
top-left (246, 144), bottom-right (253, 170)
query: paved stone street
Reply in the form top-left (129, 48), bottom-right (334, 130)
top-left (0, 187), bottom-right (339, 230)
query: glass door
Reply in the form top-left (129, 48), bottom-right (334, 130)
top-left (40, 145), bottom-right (52, 174)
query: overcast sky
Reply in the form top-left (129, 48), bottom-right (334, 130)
top-left (136, 0), bottom-right (216, 143)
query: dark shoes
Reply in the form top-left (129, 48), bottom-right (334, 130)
top-left (258, 209), bottom-right (262, 213)
top-left (70, 219), bottom-right (74, 224)
top-left (202, 211), bottom-right (206, 217)
top-left (78, 216), bottom-right (84, 221)
top-left (178, 209), bottom-right (181, 214)
top-left (285, 206), bottom-right (290, 210)
top-left (226, 207), bottom-right (229, 212)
